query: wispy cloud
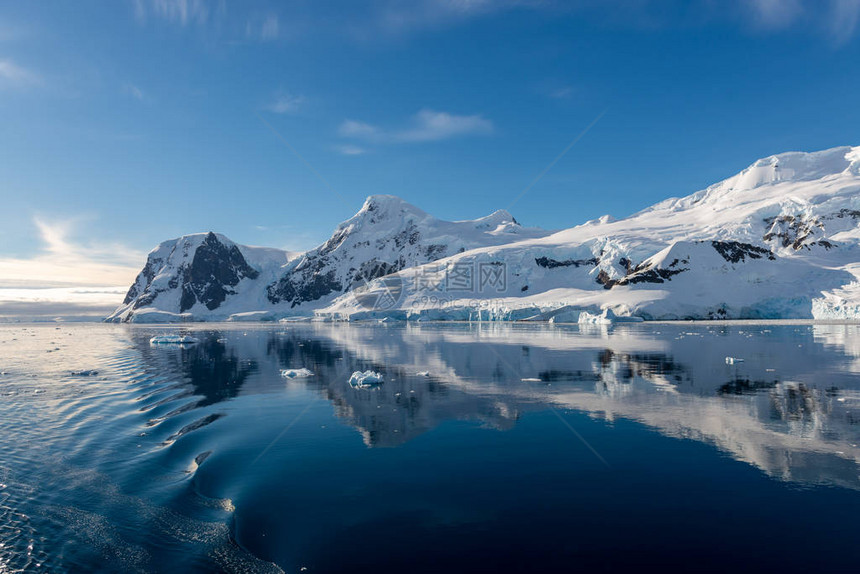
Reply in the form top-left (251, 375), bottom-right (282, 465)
top-left (265, 91), bottom-right (304, 114)
top-left (122, 83), bottom-right (146, 101)
top-left (338, 119), bottom-right (380, 139)
top-left (133, 0), bottom-right (222, 27)
top-left (245, 13), bottom-right (280, 41)
top-left (261, 14), bottom-right (280, 40)
top-left (828, 0), bottom-right (860, 44)
top-left (353, 0), bottom-right (860, 45)
top-left (0, 217), bottom-right (144, 289)
top-left (743, 0), bottom-right (860, 44)
top-left (547, 86), bottom-right (574, 99)
top-left (333, 144), bottom-right (368, 156)
top-left (0, 58), bottom-right (41, 89)
top-left (338, 109), bottom-right (493, 145)
top-left (369, 0), bottom-right (531, 36)
top-left (399, 109), bottom-right (493, 141)
top-left (746, 0), bottom-right (805, 29)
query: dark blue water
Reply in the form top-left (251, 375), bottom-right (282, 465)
top-left (1, 322), bottom-right (859, 572)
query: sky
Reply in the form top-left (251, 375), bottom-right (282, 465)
top-left (1, 0), bottom-right (860, 318)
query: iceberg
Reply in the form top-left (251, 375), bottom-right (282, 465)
top-left (280, 368), bottom-right (315, 378)
top-left (578, 309), bottom-right (644, 325)
top-left (348, 370), bottom-right (384, 388)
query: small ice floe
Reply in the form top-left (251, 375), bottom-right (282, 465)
top-left (416, 371), bottom-right (431, 377)
top-left (150, 335), bottom-right (199, 346)
top-left (521, 377), bottom-right (542, 383)
top-left (280, 368), bottom-right (314, 378)
top-left (349, 370), bottom-right (384, 388)
top-left (725, 356), bottom-right (744, 365)
top-left (578, 308), bottom-right (644, 325)
top-left (70, 370), bottom-right (99, 377)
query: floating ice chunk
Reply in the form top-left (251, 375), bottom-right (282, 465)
top-left (150, 335), bottom-right (199, 345)
top-left (281, 368), bottom-right (314, 378)
top-left (416, 371), bottom-right (431, 377)
top-left (349, 370), bottom-right (384, 388)
top-left (521, 377), bottom-right (542, 382)
top-left (578, 309), bottom-right (643, 325)
top-left (725, 356), bottom-right (744, 365)
top-left (70, 370), bottom-right (99, 377)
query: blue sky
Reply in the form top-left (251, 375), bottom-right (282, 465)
top-left (1, 0), bottom-right (860, 295)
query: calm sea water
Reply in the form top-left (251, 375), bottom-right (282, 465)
top-left (0, 322), bottom-right (859, 573)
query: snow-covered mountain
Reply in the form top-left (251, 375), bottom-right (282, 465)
top-left (322, 145), bottom-right (860, 321)
top-left (107, 232), bottom-right (295, 323)
top-left (107, 196), bottom-right (548, 322)
top-left (265, 195), bottom-right (549, 311)
top-left (109, 145), bottom-right (860, 322)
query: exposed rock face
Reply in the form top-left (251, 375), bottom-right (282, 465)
top-left (535, 256), bottom-right (598, 269)
top-left (763, 215), bottom-right (823, 250)
top-left (178, 232), bottom-right (259, 312)
top-left (108, 232), bottom-right (287, 322)
top-left (710, 240), bottom-right (775, 263)
top-left (595, 241), bottom-right (775, 289)
top-left (110, 195), bottom-right (548, 321)
top-left (265, 195), bottom-right (548, 308)
top-left (596, 256), bottom-right (688, 289)
top-left (109, 145), bottom-right (860, 322)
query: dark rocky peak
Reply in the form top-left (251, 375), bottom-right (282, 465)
top-left (179, 232), bottom-right (260, 312)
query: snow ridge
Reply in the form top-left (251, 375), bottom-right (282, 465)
top-left (109, 145), bottom-right (860, 322)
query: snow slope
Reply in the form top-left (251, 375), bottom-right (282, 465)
top-left (108, 196), bottom-right (549, 322)
top-left (106, 232), bottom-right (295, 323)
top-left (264, 195), bottom-right (550, 311)
top-left (321, 145), bottom-right (860, 321)
top-left (110, 145), bottom-right (860, 322)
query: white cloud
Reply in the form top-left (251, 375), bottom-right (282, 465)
top-left (0, 217), bottom-right (144, 289)
top-left (547, 86), bottom-right (574, 99)
top-left (338, 119), bottom-right (380, 138)
top-left (122, 83), bottom-right (145, 101)
top-left (0, 58), bottom-right (40, 89)
top-left (827, 0), bottom-right (860, 44)
top-left (245, 13), bottom-right (280, 41)
top-left (746, 0), bottom-right (805, 29)
top-left (334, 144), bottom-right (368, 155)
top-left (338, 109), bottom-right (493, 144)
top-left (357, 1), bottom-right (860, 45)
top-left (742, 0), bottom-right (860, 43)
top-left (400, 109), bottom-right (493, 141)
top-left (372, 0), bottom-right (525, 36)
top-left (261, 15), bottom-right (280, 40)
top-left (266, 91), bottom-right (304, 114)
top-left (134, 0), bottom-right (219, 26)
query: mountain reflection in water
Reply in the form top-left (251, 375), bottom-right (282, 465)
top-left (131, 322), bottom-right (860, 488)
top-left (0, 322), bottom-right (858, 573)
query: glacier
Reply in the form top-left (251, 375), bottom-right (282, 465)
top-left (108, 145), bottom-right (860, 323)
